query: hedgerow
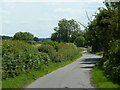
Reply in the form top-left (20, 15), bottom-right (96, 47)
top-left (103, 40), bottom-right (120, 84)
top-left (2, 40), bottom-right (50, 80)
top-left (38, 44), bottom-right (57, 62)
top-left (38, 43), bottom-right (80, 62)
top-left (2, 40), bottom-right (81, 81)
top-left (97, 40), bottom-right (120, 84)
top-left (42, 40), bottom-right (59, 51)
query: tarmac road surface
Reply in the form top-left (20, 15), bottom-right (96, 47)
top-left (24, 49), bottom-right (102, 88)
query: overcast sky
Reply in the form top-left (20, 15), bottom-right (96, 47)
top-left (0, 0), bottom-right (105, 38)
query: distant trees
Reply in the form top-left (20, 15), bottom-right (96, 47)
top-left (0, 35), bottom-right (12, 40)
top-left (13, 32), bottom-right (34, 41)
top-left (51, 19), bottom-right (80, 42)
top-left (51, 18), bottom-right (86, 47)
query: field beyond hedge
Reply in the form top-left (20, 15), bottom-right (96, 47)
top-left (2, 40), bottom-right (83, 88)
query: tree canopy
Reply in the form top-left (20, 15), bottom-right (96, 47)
top-left (13, 32), bottom-right (34, 41)
top-left (51, 19), bottom-right (81, 42)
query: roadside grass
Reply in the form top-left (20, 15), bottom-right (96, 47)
top-left (92, 52), bottom-right (103, 56)
top-left (86, 46), bottom-right (103, 56)
top-left (91, 66), bottom-right (120, 88)
top-left (2, 53), bottom-right (82, 88)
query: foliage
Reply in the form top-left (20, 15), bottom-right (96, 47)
top-left (0, 35), bottom-right (12, 40)
top-left (27, 41), bottom-right (36, 45)
top-left (38, 43), bottom-right (80, 62)
top-left (34, 37), bottom-right (39, 42)
top-left (87, 46), bottom-right (92, 53)
top-left (57, 43), bottom-right (80, 62)
top-left (91, 67), bottom-right (120, 88)
top-left (86, 7), bottom-right (120, 85)
top-left (38, 44), bottom-right (57, 62)
top-left (102, 40), bottom-right (120, 84)
top-left (51, 19), bottom-right (81, 43)
top-left (86, 8), bottom-right (118, 52)
top-left (42, 40), bottom-right (59, 51)
top-left (2, 40), bottom-right (50, 80)
top-left (12, 32), bottom-right (34, 41)
top-left (74, 36), bottom-right (85, 47)
top-left (2, 54), bottom-right (82, 88)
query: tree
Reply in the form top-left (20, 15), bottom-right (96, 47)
top-left (13, 32), bottom-right (34, 41)
top-left (86, 8), bottom-right (118, 52)
top-left (34, 37), bottom-right (39, 42)
top-left (74, 36), bottom-right (85, 47)
top-left (51, 18), bottom-right (80, 43)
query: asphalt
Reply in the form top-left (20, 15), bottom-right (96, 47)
top-left (24, 49), bottom-right (102, 88)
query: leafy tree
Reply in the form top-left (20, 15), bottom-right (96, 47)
top-left (74, 36), bottom-right (85, 47)
top-left (86, 8), bottom-right (118, 52)
top-left (34, 37), bottom-right (39, 42)
top-left (13, 32), bottom-right (34, 41)
top-left (51, 18), bottom-right (80, 42)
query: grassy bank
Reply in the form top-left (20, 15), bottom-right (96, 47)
top-left (2, 53), bottom-right (82, 88)
top-left (91, 66), bottom-right (120, 88)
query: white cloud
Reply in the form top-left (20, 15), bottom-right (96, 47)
top-left (2, 0), bottom-right (104, 2)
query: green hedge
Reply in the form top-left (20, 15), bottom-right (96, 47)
top-left (2, 40), bottom-right (81, 80)
top-left (38, 44), bottom-right (57, 62)
top-left (38, 43), bottom-right (80, 62)
top-left (103, 40), bottom-right (120, 84)
top-left (97, 40), bottom-right (120, 84)
top-left (57, 43), bottom-right (79, 61)
top-left (2, 40), bottom-right (50, 80)
top-left (42, 40), bottom-right (59, 51)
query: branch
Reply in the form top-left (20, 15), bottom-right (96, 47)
top-left (78, 22), bottom-right (88, 29)
top-left (85, 10), bottom-right (92, 22)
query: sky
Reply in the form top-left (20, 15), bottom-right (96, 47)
top-left (0, 0), bottom-right (105, 38)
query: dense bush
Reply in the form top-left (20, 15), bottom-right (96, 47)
top-left (2, 40), bottom-right (81, 80)
top-left (42, 41), bottom-right (59, 51)
top-left (97, 40), bottom-right (120, 84)
top-left (2, 40), bottom-right (50, 79)
top-left (74, 36), bottom-right (86, 47)
top-left (103, 40), bottom-right (120, 84)
top-left (38, 43), bottom-right (80, 62)
top-left (38, 44), bottom-right (57, 62)
top-left (57, 43), bottom-right (80, 61)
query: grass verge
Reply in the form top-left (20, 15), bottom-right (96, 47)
top-left (2, 53), bottom-right (82, 88)
top-left (91, 66), bottom-right (120, 88)
top-left (92, 52), bottom-right (103, 56)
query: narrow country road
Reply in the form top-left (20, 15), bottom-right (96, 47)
top-left (24, 49), bottom-right (102, 88)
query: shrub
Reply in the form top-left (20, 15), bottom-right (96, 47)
top-left (2, 40), bottom-right (50, 80)
top-left (74, 36), bottom-right (85, 47)
top-left (102, 40), bottom-right (120, 84)
top-left (38, 44), bottom-right (57, 62)
top-left (27, 41), bottom-right (36, 44)
top-left (38, 43), bottom-right (80, 63)
top-left (87, 46), bottom-right (92, 53)
top-left (42, 41), bottom-right (59, 51)
top-left (57, 43), bottom-right (80, 62)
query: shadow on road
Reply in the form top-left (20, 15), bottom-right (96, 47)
top-left (81, 58), bottom-right (100, 63)
top-left (79, 57), bottom-right (101, 70)
top-left (80, 66), bottom-right (94, 69)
